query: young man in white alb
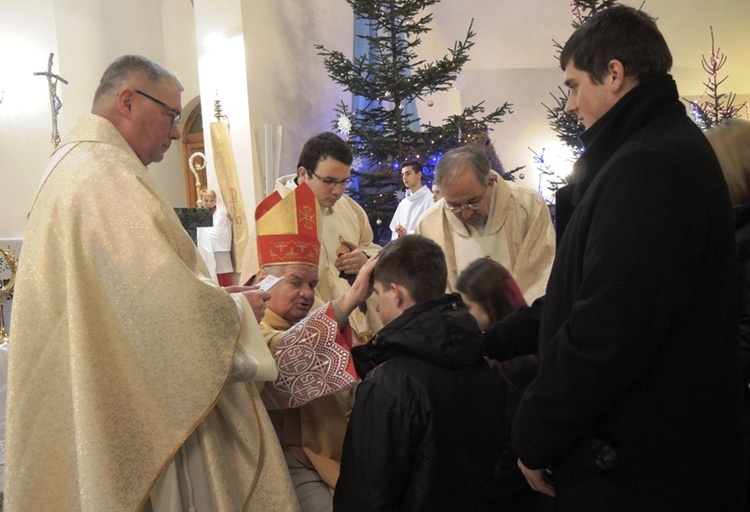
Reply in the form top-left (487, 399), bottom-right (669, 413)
top-left (389, 161), bottom-right (435, 240)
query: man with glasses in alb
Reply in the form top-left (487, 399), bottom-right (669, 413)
top-left (416, 145), bottom-right (554, 303)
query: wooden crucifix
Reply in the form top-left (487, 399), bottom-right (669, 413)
top-left (34, 53), bottom-right (68, 148)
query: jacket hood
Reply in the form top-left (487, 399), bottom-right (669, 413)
top-left (352, 293), bottom-right (485, 378)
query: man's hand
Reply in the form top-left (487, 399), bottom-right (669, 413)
top-left (225, 285), bottom-right (271, 322)
top-left (394, 224), bottom-right (407, 237)
top-left (517, 459), bottom-right (556, 498)
top-left (333, 255), bottom-right (379, 327)
top-left (335, 239), bottom-right (368, 275)
top-left (348, 254), bottom-right (378, 305)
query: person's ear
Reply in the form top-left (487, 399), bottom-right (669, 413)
top-left (607, 59), bottom-right (626, 91)
top-left (297, 166), bottom-right (309, 183)
top-left (117, 89), bottom-right (136, 117)
top-left (392, 283), bottom-right (415, 310)
top-left (245, 269), bottom-right (267, 286)
top-left (391, 283), bottom-right (404, 307)
top-left (608, 59), bottom-right (639, 97)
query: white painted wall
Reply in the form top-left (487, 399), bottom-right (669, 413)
top-left (0, 0), bottom-right (59, 239)
top-left (242, 0), bottom-right (353, 196)
top-left (0, 0), bottom-right (196, 239)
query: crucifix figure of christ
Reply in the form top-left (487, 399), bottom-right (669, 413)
top-left (34, 53), bottom-right (68, 148)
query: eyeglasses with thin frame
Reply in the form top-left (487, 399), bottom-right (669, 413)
top-left (134, 90), bottom-right (181, 128)
top-left (444, 200), bottom-right (486, 213)
top-left (308, 168), bottom-right (352, 188)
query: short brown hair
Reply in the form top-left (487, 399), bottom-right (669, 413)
top-left (374, 235), bottom-right (447, 304)
top-left (297, 132), bottom-right (353, 175)
top-left (560, 5), bottom-right (672, 85)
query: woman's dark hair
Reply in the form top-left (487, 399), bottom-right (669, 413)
top-left (374, 235), bottom-right (447, 304)
top-left (455, 258), bottom-right (526, 324)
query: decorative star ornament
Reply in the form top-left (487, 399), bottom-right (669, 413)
top-left (351, 156), bottom-right (363, 172)
top-left (337, 114), bottom-right (352, 136)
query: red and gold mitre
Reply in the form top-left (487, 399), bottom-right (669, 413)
top-left (255, 182), bottom-right (320, 268)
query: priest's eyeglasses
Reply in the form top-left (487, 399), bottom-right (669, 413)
top-left (135, 90), bottom-right (182, 128)
top-left (444, 200), bottom-right (486, 213)
top-left (308, 169), bottom-right (352, 188)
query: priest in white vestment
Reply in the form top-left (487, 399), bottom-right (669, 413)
top-left (389, 161), bottom-right (435, 239)
top-left (416, 146), bottom-right (555, 304)
top-left (6, 55), bottom-right (300, 512)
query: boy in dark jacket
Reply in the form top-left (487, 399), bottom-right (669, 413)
top-left (333, 235), bottom-right (503, 512)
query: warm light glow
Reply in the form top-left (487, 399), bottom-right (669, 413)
top-left (203, 33), bottom-right (227, 51)
top-left (535, 145), bottom-right (575, 203)
top-left (0, 36), bottom-right (51, 116)
top-left (199, 34), bottom-right (247, 101)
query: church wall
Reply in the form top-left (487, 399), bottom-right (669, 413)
top-left (193, 0), bottom-right (259, 212)
top-left (161, 0), bottom-right (201, 108)
top-left (0, 0), bottom-right (196, 242)
top-left (184, 0), bottom-right (353, 214)
top-left (0, 0), bottom-right (59, 240)
top-left (242, 0), bottom-right (353, 195)
top-left (54, 0), bottom-right (191, 210)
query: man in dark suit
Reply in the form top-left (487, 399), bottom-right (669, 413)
top-left (510, 6), bottom-right (746, 510)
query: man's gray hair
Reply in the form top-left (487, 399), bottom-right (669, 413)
top-left (434, 146), bottom-right (491, 187)
top-left (93, 55), bottom-right (183, 103)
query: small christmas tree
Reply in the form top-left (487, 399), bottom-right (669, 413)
top-left (315, 0), bottom-right (514, 242)
top-left (684, 27), bottom-right (747, 131)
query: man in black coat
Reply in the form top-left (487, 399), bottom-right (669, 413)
top-left (511, 6), bottom-right (746, 510)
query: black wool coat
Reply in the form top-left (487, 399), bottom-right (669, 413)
top-left (734, 200), bottom-right (750, 373)
top-left (512, 76), bottom-right (746, 511)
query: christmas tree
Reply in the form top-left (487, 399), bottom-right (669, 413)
top-left (532, 0), bottom-right (618, 203)
top-left (315, 0), bottom-right (514, 243)
top-left (684, 27), bottom-right (747, 131)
